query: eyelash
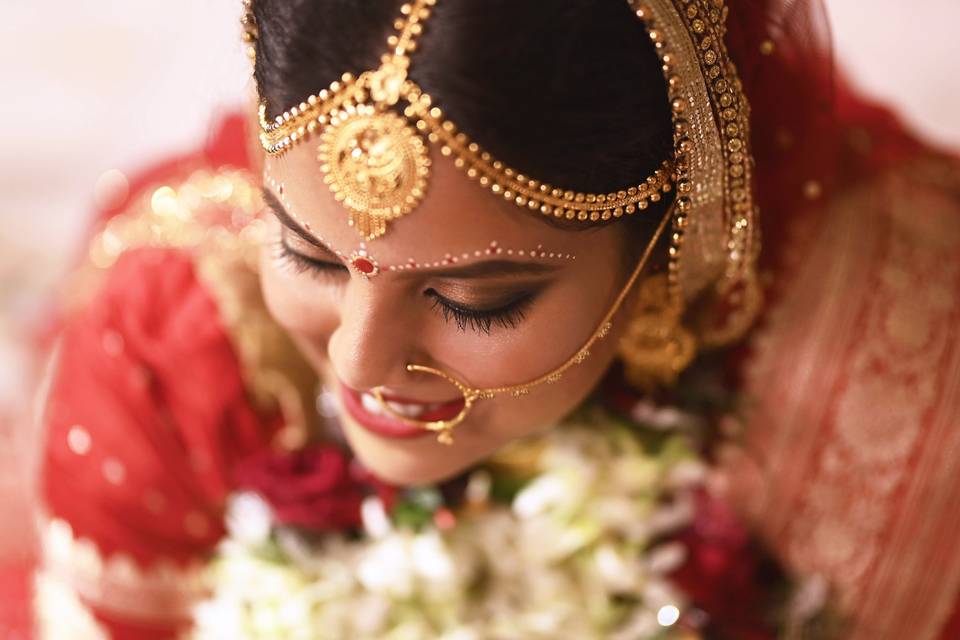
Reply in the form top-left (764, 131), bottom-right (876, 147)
top-left (427, 291), bottom-right (531, 335)
top-left (275, 238), bottom-right (533, 335)
top-left (274, 239), bottom-right (347, 278)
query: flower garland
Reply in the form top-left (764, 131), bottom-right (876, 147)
top-left (190, 401), bottom-right (824, 639)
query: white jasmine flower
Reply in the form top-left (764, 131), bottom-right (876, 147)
top-left (439, 628), bottom-right (480, 640)
top-left (361, 495), bottom-right (392, 539)
top-left (357, 534), bottom-right (415, 598)
top-left (646, 541), bottom-right (688, 575)
top-left (225, 492), bottom-right (273, 548)
top-left (646, 493), bottom-right (697, 536)
top-left (192, 595), bottom-right (246, 640)
top-left (192, 415), bottom-right (703, 640)
top-left (594, 543), bottom-right (644, 593)
top-left (513, 472), bottom-right (579, 519)
top-left (630, 400), bottom-right (699, 431)
top-left (412, 530), bottom-right (455, 584)
top-left (350, 593), bottom-right (392, 636)
top-left (668, 459), bottom-right (709, 487)
top-left (610, 608), bottom-right (661, 640)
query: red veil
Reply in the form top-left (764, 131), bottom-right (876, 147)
top-left (723, 1), bottom-right (960, 638)
top-left (725, 0), bottom-right (929, 251)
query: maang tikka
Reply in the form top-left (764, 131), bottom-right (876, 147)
top-left (250, 0), bottom-right (675, 241)
top-left (243, 0), bottom-right (761, 443)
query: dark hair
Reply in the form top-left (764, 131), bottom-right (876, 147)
top-left (252, 0), bottom-right (674, 253)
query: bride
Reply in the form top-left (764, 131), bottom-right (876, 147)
top-left (26, 0), bottom-right (960, 638)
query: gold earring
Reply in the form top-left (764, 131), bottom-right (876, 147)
top-left (618, 274), bottom-right (696, 390)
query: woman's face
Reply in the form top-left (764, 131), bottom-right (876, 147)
top-left (259, 143), bottom-right (638, 485)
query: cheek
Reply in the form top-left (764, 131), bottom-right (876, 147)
top-left (258, 244), bottom-right (339, 343)
top-left (491, 329), bottom-right (619, 436)
top-left (422, 273), bottom-right (619, 391)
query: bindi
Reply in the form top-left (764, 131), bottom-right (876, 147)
top-left (349, 244), bottom-right (379, 278)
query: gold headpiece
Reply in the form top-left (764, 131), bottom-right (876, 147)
top-left (251, 0), bottom-right (676, 240)
top-left (616, 0), bottom-right (762, 387)
top-left (245, 0), bottom-right (760, 442)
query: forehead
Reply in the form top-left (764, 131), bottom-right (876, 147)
top-left (265, 143), bottom-right (596, 262)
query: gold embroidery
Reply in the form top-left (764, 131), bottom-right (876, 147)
top-left (37, 167), bottom-right (322, 630)
top-left (36, 516), bottom-right (205, 625)
top-left (79, 167), bottom-right (319, 448)
top-left (732, 158), bottom-right (960, 639)
top-left (34, 571), bottom-right (110, 640)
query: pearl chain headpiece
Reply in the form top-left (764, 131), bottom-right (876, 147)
top-left (246, 0), bottom-right (676, 240)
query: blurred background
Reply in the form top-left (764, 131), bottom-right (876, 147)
top-left (0, 0), bottom-right (958, 572)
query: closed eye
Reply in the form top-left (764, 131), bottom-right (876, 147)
top-left (274, 239), bottom-right (348, 277)
top-left (425, 289), bottom-right (534, 335)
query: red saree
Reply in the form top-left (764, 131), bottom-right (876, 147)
top-left (721, 2), bottom-right (960, 637)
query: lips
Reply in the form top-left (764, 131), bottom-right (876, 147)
top-left (339, 382), bottom-right (465, 440)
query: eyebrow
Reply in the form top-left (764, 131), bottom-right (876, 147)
top-left (262, 187), bottom-right (341, 259)
top-left (262, 186), bottom-right (563, 280)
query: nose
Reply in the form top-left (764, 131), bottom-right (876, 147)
top-left (327, 278), bottom-right (417, 392)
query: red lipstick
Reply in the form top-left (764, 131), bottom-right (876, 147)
top-left (339, 382), bottom-right (465, 440)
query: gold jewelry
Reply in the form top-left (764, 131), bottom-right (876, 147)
top-left (640, 0), bottom-right (759, 312)
top-left (264, 173), bottom-right (579, 280)
top-left (240, 0), bottom-right (257, 63)
top-left (318, 106), bottom-right (431, 239)
top-left (250, 0), bottom-right (676, 239)
top-left (618, 274), bottom-right (696, 390)
top-left (614, 0), bottom-right (761, 385)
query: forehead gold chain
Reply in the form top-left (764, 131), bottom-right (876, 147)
top-left (252, 0), bottom-right (676, 241)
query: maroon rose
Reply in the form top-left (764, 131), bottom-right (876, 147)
top-left (233, 445), bottom-right (393, 532)
top-left (348, 458), bottom-right (400, 513)
top-left (670, 489), bottom-right (783, 640)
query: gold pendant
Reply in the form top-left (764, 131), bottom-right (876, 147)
top-left (619, 275), bottom-right (697, 389)
top-left (318, 105), bottom-right (431, 240)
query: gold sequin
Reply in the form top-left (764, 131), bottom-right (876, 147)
top-left (803, 179), bottom-right (823, 200)
top-left (150, 186), bottom-right (179, 217)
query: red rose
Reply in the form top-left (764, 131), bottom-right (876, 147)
top-left (233, 445), bottom-right (392, 532)
top-left (348, 459), bottom-right (400, 513)
top-left (670, 489), bottom-right (782, 640)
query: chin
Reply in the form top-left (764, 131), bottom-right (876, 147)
top-left (357, 452), bottom-right (467, 487)
top-left (339, 413), bottom-right (483, 487)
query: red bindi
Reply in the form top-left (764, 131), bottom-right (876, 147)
top-left (349, 246), bottom-right (380, 279)
top-left (353, 256), bottom-right (376, 274)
